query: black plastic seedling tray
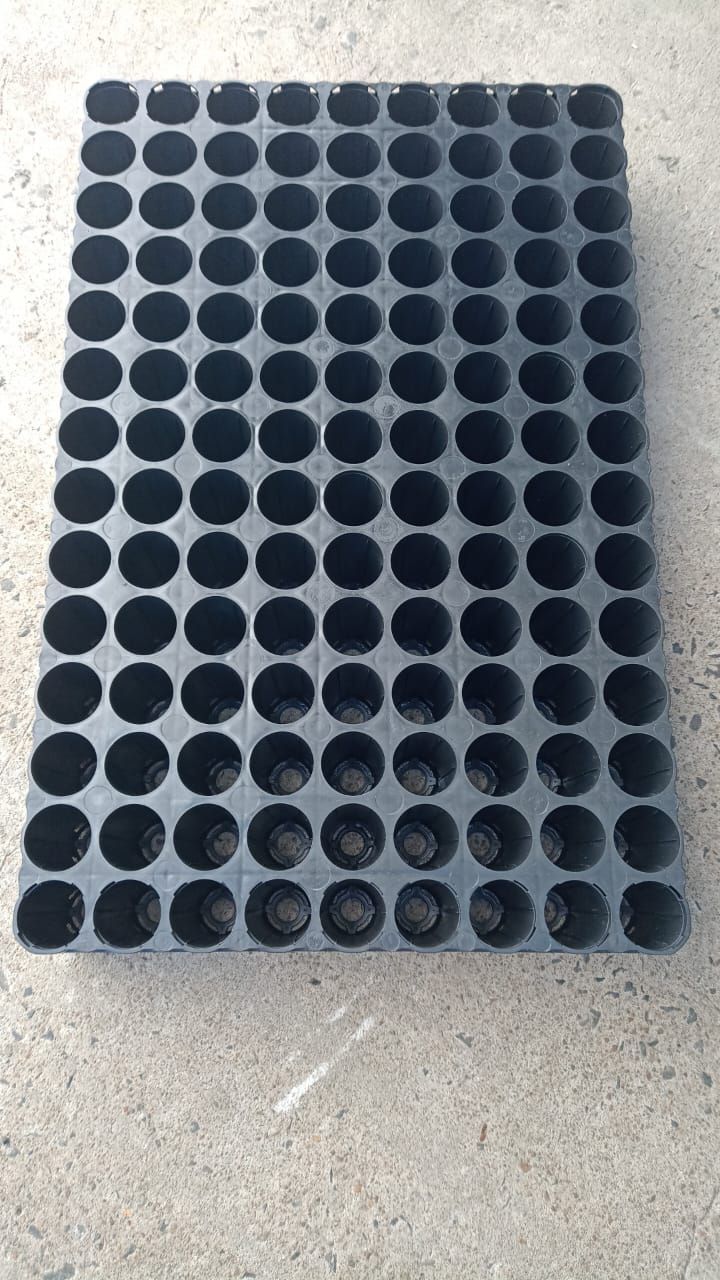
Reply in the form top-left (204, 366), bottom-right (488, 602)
top-left (15, 78), bottom-right (689, 954)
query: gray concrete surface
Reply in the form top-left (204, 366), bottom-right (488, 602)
top-left (1, 2), bottom-right (719, 1276)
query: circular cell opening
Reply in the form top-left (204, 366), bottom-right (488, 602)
top-left (515, 239), bottom-right (569, 288)
top-left (326, 183), bottom-right (380, 233)
top-left (202, 183), bottom-right (257, 231)
top-left (327, 132), bottom-right (380, 179)
top-left (392, 663), bottom-right (454, 725)
top-left (115, 597), bottom-right (176, 654)
top-left (250, 732), bottom-right (313, 795)
top-left (199, 237), bottom-right (255, 286)
top-left (455, 352), bottom-right (511, 403)
top-left (516, 294), bottom-right (572, 345)
top-left (105, 732), bottom-right (169, 795)
top-left (524, 471), bottom-right (582, 524)
top-left (50, 530), bottom-right (110, 589)
top-left (571, 135), bottom-right (625, 180)
top-left (324, 597), bottom-right (383, 657)
top-left (508, 84), bottom-right (559, 127)
top-left (100, 804), bottom-right (164, 869)
top-left (453, 295), bottom-right (507, 345)
top-left (257, 470), bottom-right (316, 525)
top-left (245, 880), bottom-right (311, 947)
top-left (325, 352), bottom-right (382, 403)
top-left (136, 235), bottom-right (192, 285)
top-left (263, 237), bottom-right (319, 287)
top-left (456, 411), bottom-right (513, 463)
top-left (451, 239), bottom-right (506, 288)
top-left (132, 293), bottom-right (190, 343)
top-left (175, 804), bottom-right (239, 869)
top-left (207, 81), bottom-right (259, 124)
top-left (592, 472), bottom-right (650, 525)
top-left (181, 664), bottom-right (244, 725)
top-left (614, 806), bottom-right (680, 873)
top-left (512, 185), bottom-right (566, 232)
top-left (255, 597), bottom-right (315, 655)
top-left (260, 410), bottom-right (317, 462)
top-left (609, 733), bottom-right (673, 796)
top-left (44, 596), bottom-right (105, 656)
top-left (129, 349), bottom-right (187, 401)
top-left (73, 235), bottom-right (128, 284)
top-left (16, 882), bottom-right (84, 950)
top-left (147, 81), bottom-right (199, 124)
top-left (196, 350), bottom-right (253, 402)
top-left (530, 598), bottom-right (591, 656)
top-left (392, 533), bottom-right (450, 590)
top-left (389, 241), bottom-right (445, 294)
top-left (178, 732), bottom-right (241, 796)
top-left (536, 733), bottom-right (600, 796)
top-left (604, 665), bottom-right (667, 726)
top-left (446, 80), bottom-right (500, 125)
top-left (390, 411), bottom-right (446, 464)
top-left (247, 803), bottom-right (311, 870)
top-left (77, 181), bottom-right (131, 229)
top-left (533, 663), bottom-right (595, 724)
top-left (393, 732), bottom-right (456, 796)
top-left (94, 881), bottom-right (160, 948)
top-left (257, 532), bottom-right (315, 589)
top-left (171, 881), bottom-right (237, 948)
top-left (462, 665), bottom-right (524, 725)
top-left (459, 533), bottom-right (518, 590)
top-left (187, 532), bottom-right (247, 589)
top-left (388, 133), bottom-right (441, 179)
top-left (262, 293), bottom-right (317, 344)
top-left (457, 471), bottom-right (515, 526)
top-left (325, 411), bottom-right (380, 464)
top-left (143, 131), bottom-right (197, 176)
top-left (588, 411), bottom-right (646, 464)
top-left (328, 83), bottom-right (379, 126)
top-left (63, 349), bottom-right (122, 401)
top-left (541, 804), bottom-right (605, 871)
top-left (568, 84), bottom-right (619, 128)
top-left (204, 132), bottom-right (258, 177)
top-left (54, 468), bottom-right (114, 523)
top-left (389, 184), bottom-right (442, 233)
top-left (521, 411), bottom-right (578, 463)
top-left (449, 188), bottom-right (503, 239)
top-left (388, 82), bottom-right (438, 126)
top-left (59, 408), bottom-right (118, 462)
top-left (264, 182), bottom-right (318, 232)
top-left (129, 411), bottom-right (185, 470)
top-left (391, 471), bottom-right (449, 526)
top-left (581, 294), bottom-right (637, 345)
top-left (321, 880), bottom-right (386, 949)
top-left (253, 663), bottom-right (315, 724)
top-left (578, 240), bottom-right (633, 289)
top-left (86, 80), bottom-right (138, 123)
top-left (510, 134), bottom-right (563, 179)
top-left (470, 880), bottom-right (535, 949)
top-left (527, 534), bottom-right (586, 590)
top-left (323, 664), bottom-right (384, 725)
top-left (260, 351), bottom-right (317, 403)
top-left (122, 468), bottom-right (181, 524)
top-left (575, 185), bottom-right (629, 233)
top-left (392, 597), bottom-right (452, 656)
top-left (595, 534), bottom-right (655, 591)
top-left (545, 881), bottom-right (610, 949)
top-left (322, 732), bottom-right (384, 795)
top-left (393, 805), bottom-right (458, 869)
top-left (395, 881), bottom-right (459, 948)
top-left (198, 293), bottom-right (254, 344)
top-left (467, 805), bottom-right (531, 870)
top-left (37, 662), bottom-right (100, 725)
top-left (326, 238), bottom-right (381, 289)
top-left (81, 131), bottom-right (135, 176)
top-left (68, 290), bottom-right (125, 342)
top-left (184, 597), bottom-right (246, 655)
top-left (139, 182), bottom-right (194, 229)
top-left (268, 82), bottom-right (319, 125)
top-left (265, 132), bottom-right (319, 178)
top-left (461, 598), bottom-right (521, 657)
top-left (193, 409), bottom-right (251, 463)
top-left (326, 295), bottom-right (382, 346)
top-left (324, 533), bottom-right (382, 589)
top-left (621, 882), bottom-right (687, 952)
top-left (322, 805), bottom-right (384, 871)
top-left (449, 134), bottom-right (502, 179)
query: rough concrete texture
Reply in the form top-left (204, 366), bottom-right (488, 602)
top-left (0, 2), bottom-right (719, 1277)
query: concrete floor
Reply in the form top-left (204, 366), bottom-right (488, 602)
top-left (1, 1), bottom-right (719, 1277)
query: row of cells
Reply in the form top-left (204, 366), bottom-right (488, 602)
top-left (29, 726), bottom-right (674, 802)
top-left (70, 230), bottom-right (634, 294)
top-left (24, 797), bottom-right (681, 877)
top-left (58, 406), bottom-right (647, 470)
top-left (17, 875), bottom-right (685, 954)
top-left (35, 658), bottom-right (668, 732)
top-left (66, 286), bottom-right (638, 350)
top-left (77, 176), bottom-right (631, 239)
top-left (85, 81), bottom-right (621, 132)
top-left (81, 123), bottom-right (626, 186)
top-left (52, 464), bottom-right (653, 533)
